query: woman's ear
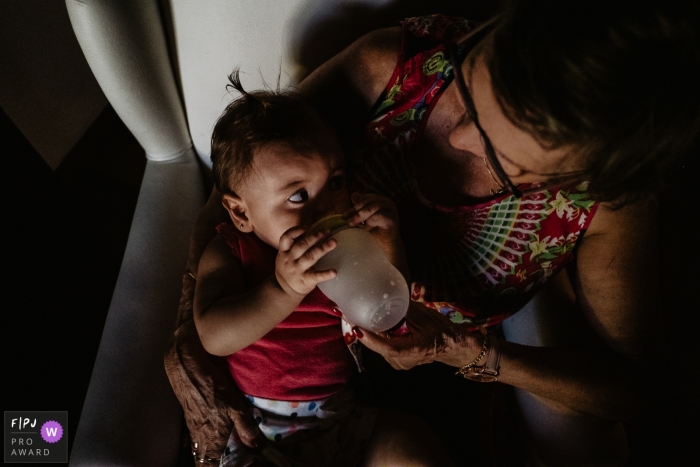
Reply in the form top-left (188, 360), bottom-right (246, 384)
top-left (221, 193), bottom-right (253, 232)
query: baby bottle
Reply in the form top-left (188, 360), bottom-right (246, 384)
top-left (310, 215), bottom-right (409, 332)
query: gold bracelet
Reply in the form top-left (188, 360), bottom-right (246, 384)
top-left (455, 332), bottom-right (490, 377)
top-left (191, 442), bottom-right (219, 464)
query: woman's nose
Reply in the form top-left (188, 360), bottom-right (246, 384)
top-left (448, 116), bottom-right (484, 155)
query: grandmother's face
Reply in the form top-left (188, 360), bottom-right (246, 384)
top-left (448, 53), bottom-right (586, 187)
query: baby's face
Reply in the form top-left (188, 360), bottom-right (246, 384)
top-left (236, 137), bottom-right (350, 249)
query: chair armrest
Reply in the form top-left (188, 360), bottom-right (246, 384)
top-left (69, 151), bottom-right (205, 467)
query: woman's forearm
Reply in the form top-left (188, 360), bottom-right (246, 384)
top-left (439, 329), bottom-right (647, 420)
top-left (495, 341), bottom-right (646, 420)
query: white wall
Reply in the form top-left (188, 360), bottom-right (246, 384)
top-left (169, 0), bottom-right (394, 166)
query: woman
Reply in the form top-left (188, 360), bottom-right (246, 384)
top-left (166, 0), bottom-right (700, 465)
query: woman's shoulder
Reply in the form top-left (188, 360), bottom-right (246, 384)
top-left (336, 26), bottom-right (403, 103)
top-left (347, 15), bottom-right (474, 86)
top-left (583, 195), bottom-right (658, 239)
top-left (298, 25), bottom-right (401, 121)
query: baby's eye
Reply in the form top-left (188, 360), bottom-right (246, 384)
top-left (288, 189), bottom-right (309, 203)
top-left (328, 175), bottom-right (345, 190)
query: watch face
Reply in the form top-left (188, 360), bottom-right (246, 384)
top-left (464, 372), bottom-right (498, 383)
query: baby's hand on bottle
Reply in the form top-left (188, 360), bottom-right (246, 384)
top-left (344, 192), bottom-right (400, 247)
top-left (275, 226), bottom-right (337, 297)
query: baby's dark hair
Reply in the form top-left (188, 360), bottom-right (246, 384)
top-left (211, 69), bottom-right (329, 195)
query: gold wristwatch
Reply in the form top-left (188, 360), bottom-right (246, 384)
top-left (456, 330), bottom-right (501, 382)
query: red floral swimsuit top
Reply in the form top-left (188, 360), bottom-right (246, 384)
top-left (351, 15), bottom-right (598, 328)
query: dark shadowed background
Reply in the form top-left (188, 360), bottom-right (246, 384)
top-left (2, 0), bottom-right (698, 465)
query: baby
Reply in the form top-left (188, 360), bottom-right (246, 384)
top-left (194, 72), bottom-right (407, 467)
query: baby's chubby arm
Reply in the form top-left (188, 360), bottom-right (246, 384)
top-left (344, 192), bottom-right (409, 281)
top-left (194, 228), bottom-right (337, 356)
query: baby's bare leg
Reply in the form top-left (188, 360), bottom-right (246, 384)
top-left (361, 409), bottom-right (455, 467)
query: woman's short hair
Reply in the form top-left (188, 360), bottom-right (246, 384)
top-left (211, 70), bottom-right (328, 195)
top-left (488, 0), bottom-right (700, 205)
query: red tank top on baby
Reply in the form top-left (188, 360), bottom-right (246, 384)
top-left (217, 223), bottom-right (356, 401)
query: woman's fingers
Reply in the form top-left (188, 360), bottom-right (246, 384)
top-left (362, 211), bottom-right (395, 232)
top-left (345, 193), bottom-right (386, 223)
top-left (355, 302), bottom-right (463, 370)
top-left (221, 386), bottom-right (266, 449)
top-left (355, 328), bottom-right (392, 353)
top-left (356, 326), bottom-right (436, 370)
top-left (405, 301), bottom-right (454, 338)
top-left (344, 193), bottom-right (399, 236)
top-left (226, 405), bottom-right (266, 449)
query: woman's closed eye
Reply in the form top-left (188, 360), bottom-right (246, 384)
top-left (287, 189), bottom-right (309, 204)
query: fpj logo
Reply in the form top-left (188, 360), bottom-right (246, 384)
top-left (4, 411), bottom-right (68, 463)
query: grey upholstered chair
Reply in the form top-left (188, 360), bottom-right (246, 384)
top-left (65, 1), bottom-right (409, 465)
top-left (62, 2), bottom-right (549, 466)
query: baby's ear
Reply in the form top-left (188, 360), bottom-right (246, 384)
top-left (221, 193), bottom-right (252, 232)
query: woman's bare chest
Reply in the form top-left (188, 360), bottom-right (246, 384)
top-left (412, 95), bottom-right (495, 205)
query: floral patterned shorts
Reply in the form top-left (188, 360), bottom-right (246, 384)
top-left (220, 385), bottom-right (376, 467)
